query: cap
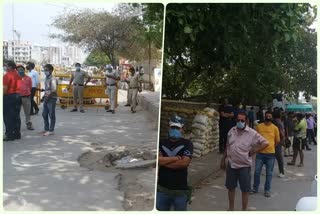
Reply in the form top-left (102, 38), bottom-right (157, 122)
top-left (169, 115), bottom-right (184, 128)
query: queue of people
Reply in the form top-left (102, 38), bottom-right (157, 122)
top-left (3, 60), bottom-right (58, 140)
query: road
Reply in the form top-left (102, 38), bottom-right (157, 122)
top-left (3, 89), bottom-right (158, 211)
top-left (190, 144), bottom-right (317, 211)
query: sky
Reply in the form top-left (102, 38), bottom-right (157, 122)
top-left (3, 2), bottom-right (116, 47)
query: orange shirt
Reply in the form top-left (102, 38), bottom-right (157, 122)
top-left (3, 70), bottom-right (22, 94)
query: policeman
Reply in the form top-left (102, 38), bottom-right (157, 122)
top-left (105, 64), bottom-right (120, 114)
top-left (68, 63), bottom-right (91, 113)
top-left (157, 115), bottom-right (194, 211)
top-left (126, 67), bottom-right (142, 113)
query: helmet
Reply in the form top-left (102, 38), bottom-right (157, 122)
top-left (106, 64), bottom-right (113, 70)
top-left (169, 115), bottom-right (185, 128)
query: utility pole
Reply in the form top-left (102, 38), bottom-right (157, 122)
top-left (12, 3), bottom-right (15, 61)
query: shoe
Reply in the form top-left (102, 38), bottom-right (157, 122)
top-left (14, 133), bottom-right (21, 139)
top-left (284, 154), bottom-right (288, 157)
top-left (287, 162), bottom-right (295, 165)
top-left (264, 191), bottom-right (271, 197)
top-left (27, 122), bottom-right (34, 130)
top-left (3, 136), bottom-right (15, 141)
top-left (124, 104), bottom-right (130, 107)
top-left (298, 163), bottom-right (304, 167)
top-left (106, 109), bottom-right (113, 112)
top-left (249, 189), bottom-right (258, 195)
top-left (43, 131), bottom-right (54, 136)
top-left (80, 110), bottom-right (85, 113)
top-left (70, 109), bottom-right (78, 112)
top-left (131, 110), bottom-right (136, 114)
top-left (112, 110), bottom-right (115, 114)
top-left (306, 148), bottom-right (311, 151)
top-left (278, 173), bottom-right (285, 178)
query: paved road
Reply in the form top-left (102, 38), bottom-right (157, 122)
top-left (3, 90), bottom-right (158, 211)
top-left (190, 144), bottom-right (317, 211)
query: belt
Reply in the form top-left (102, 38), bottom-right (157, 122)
top-left (107, 84), bottom-right (116, 86)
top-left (129, 87), bottom-right (139, 89)
top-left (73, 84), bottom-right (84, 86)
top-left (21, 95), bottom-right (30, 98)
top-left (157, 185), bottom-right (193, 204)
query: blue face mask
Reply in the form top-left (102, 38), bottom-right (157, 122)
top-left (44, 71), bottom-right (50, 76)
top-left (76, 67), bottom-right (81, 71)
top-left (18, 71), bottom-right (25, 76)
top-left (236, 121), bottom-right (246, 129)
top-left (169, 128), bottom-right (182, 139)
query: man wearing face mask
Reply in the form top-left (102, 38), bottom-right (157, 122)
top-left (17, 65), bottom-right (34, 130)
top-left (251, 111), bottom-right (280, 197)
top-left (68, 63), bottom-right (91, 113)
top-left (105, 64), bottom-right (120, 114)
top-left (42, 64), bottom-right (58, 136)
top-left (157, 115), bottom-right (193, 211)
top-left (26, 62), bottom-right (40, 115)
top-left (221, 112), bottom-right (268, 211)
top-left (126, 67), bottom-right (142, 113)
top-left (3, 60), bottom-right (22, 141)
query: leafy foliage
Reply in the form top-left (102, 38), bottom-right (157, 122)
top-left (163, 3), bottom-right (317, 105)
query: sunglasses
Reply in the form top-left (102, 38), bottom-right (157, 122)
top-left (237, 119), bottom-right (246, 123)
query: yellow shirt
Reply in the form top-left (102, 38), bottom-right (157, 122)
top-left (256, 123), bottom-right (280, 154)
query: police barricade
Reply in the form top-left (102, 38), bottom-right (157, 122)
top-left (55, 72), bottom-right (118, 110)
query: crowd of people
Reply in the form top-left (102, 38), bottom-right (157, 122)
top-left (219, 98), bottom-right (317, 211)
top-left (156, 98), bottom-right (316, 211)
top-left (3, 60), bottom-right (144, 141)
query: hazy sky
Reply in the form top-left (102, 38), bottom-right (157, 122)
top-left (3, 2), bottom-right (116, 47)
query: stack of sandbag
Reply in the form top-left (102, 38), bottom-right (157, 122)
top-left (191, 107), bottom-right (220, 158)
top-left (160, 106), bottom-right (196, 139)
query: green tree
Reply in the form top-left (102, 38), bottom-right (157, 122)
top-left (84, 50), bottom-right (110, 66)
top-left (163, 3), bottom-right (316, 105)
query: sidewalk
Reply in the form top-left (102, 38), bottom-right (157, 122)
top-left (3, 90), bottom-right (158, 211)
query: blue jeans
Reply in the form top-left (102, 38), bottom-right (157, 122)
top-left (156, 191), bottom-right (188, 211)
top-left (42, 98), bottom-right (57, 132)
top-left (253, 153), bottom-right (275, 192)
top-left (107, 86), bottom-right (116, 110)
top-left (3, 93), bottom-right (21, 138)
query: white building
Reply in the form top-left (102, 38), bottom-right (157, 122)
top-left (4, 40), bottom-right (32, 63)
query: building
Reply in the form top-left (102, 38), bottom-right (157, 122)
top-left (4, 40), bottom-right (32, 63)
top-left (3, 41), bottom-right (9, 59)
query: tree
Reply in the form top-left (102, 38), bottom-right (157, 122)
top-left (51, 9), bottom-right (142, 67)
top-left (84, 49), bottom-right (110, 66)
top-left (163, 3), bottom-right (316, 104)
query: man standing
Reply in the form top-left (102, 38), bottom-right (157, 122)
top-left (17, 65), bottom-right (34, 130)
top-left (288, 113), bottom-right (308, 167)
top-left (126, 67), bottom-right (142, 113)
top-left (219, 98), bottom-right (235, 154)
top-left (284, 112), bottom-right (295, 157)
top-left (26, 62), bottom-right (40, 115)
top-left (221, 112), bottom-right (268, 211)
top-left (157, 115), bottom-right (193, 211)
top-left (272, 110), bottom-right (285, 178)
top-left (3, 61), bottom-right (22, 141)
top-left (251, 111), bottom-right (280, 197)
top-left (42, 64), bottom-right (58, 136)
top-left (68, 63), bottom-right (91, 113)
top-left (105, 64), bottom-right (120, 114)
top-left (306, 113), bottom-right (317, 145)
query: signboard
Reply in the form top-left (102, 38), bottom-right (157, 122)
top-left (57, 84), bottom-right (109, 98)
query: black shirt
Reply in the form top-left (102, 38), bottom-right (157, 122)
top-left (158, 138), bottom-right (193, 190)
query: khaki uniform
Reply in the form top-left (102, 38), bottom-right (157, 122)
top-left (72, 70), bottom-right (89, 110)
top-left (106, 70), bottom-right (119, 111)
top-left (128, 73), bottom-right (142, 111)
